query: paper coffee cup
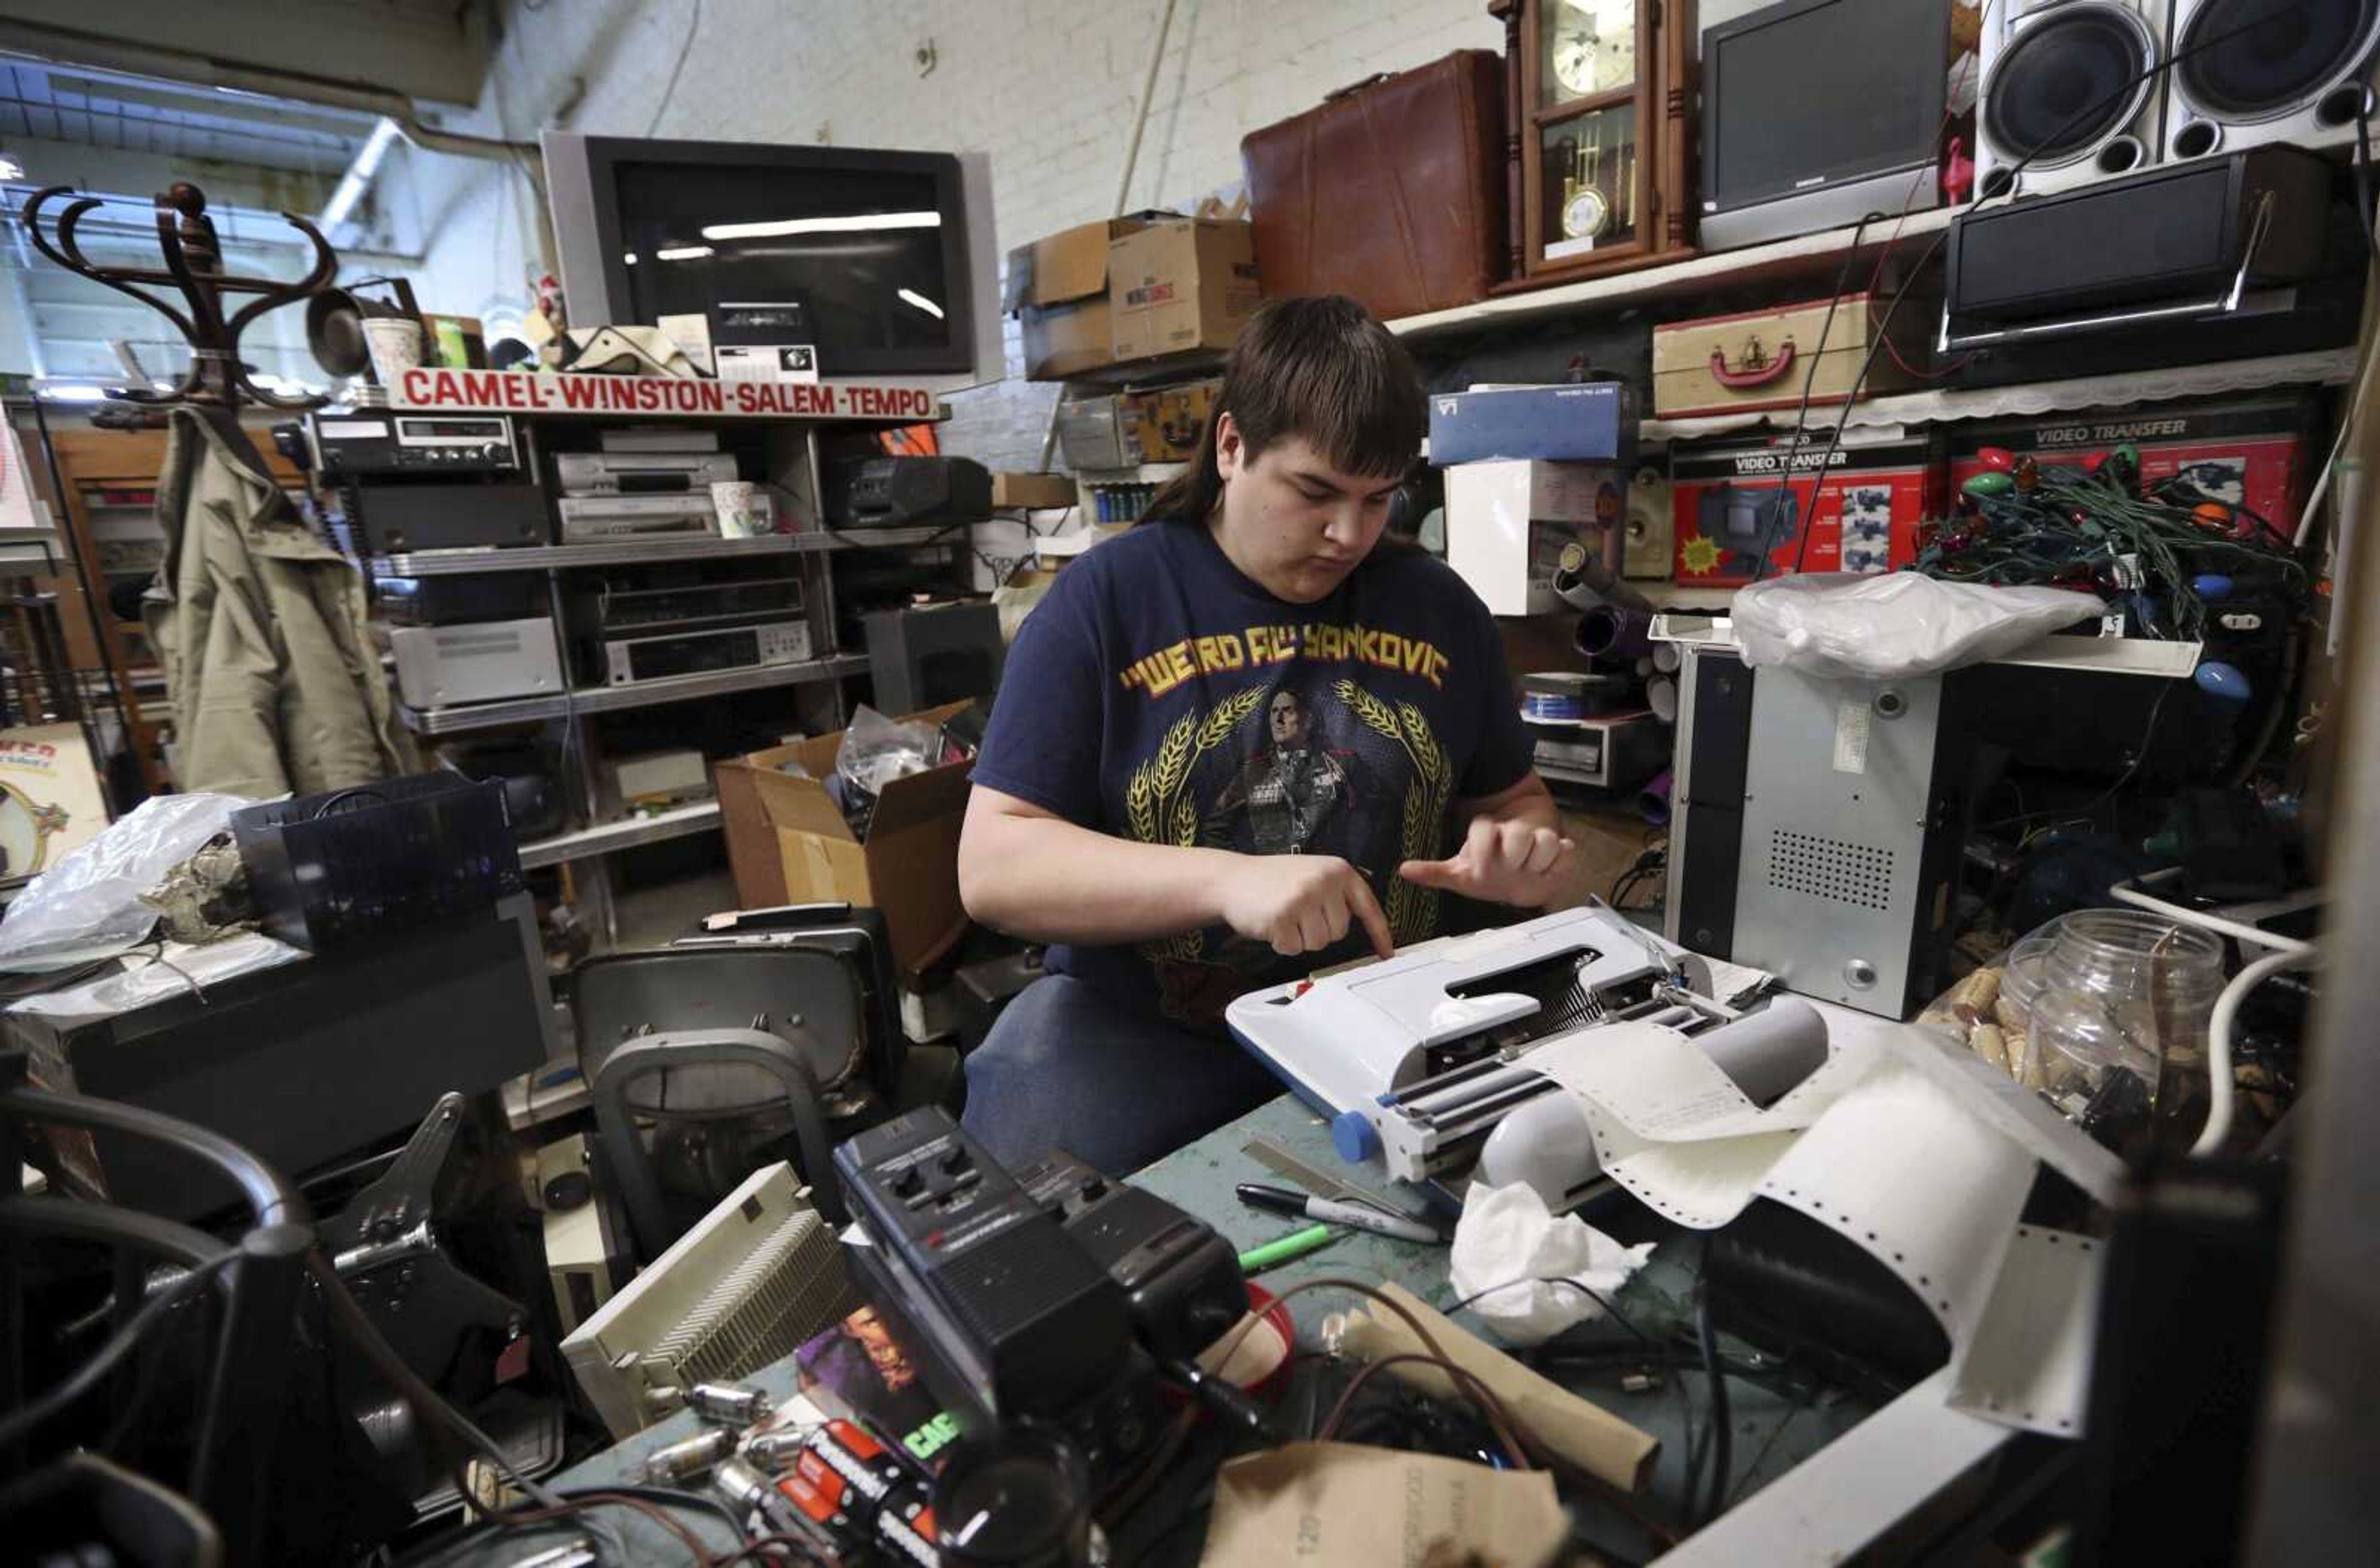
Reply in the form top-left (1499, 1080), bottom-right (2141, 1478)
top-left (712, 480), bottom-right (760, 537)
top-left (361, 316), bottom-right (425, 385)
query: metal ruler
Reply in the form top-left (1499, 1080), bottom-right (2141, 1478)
top-left (1240, 1134), bottom-right (1432, 1223)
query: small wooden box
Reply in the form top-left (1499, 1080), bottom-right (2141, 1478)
top-left (1652, 294), bottom-right (1923, 420)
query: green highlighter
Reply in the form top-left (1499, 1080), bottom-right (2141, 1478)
top-left (1236, 1222), bottom-right (1338, 1275)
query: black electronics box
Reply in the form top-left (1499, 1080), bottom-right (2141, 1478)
top-left (231, 773), bottom-right (524, 953)
top-left (1946, 146), bottom-right (2332, 332)
top-left (828, 456), bottom-right (993, 527)
top-left (375, 574), bottom-right (549, 625)
top-left (864, 601), bottom-right (1005, 713)
top-left (350, 480), bottom-right (550, 553)
top-left (834, 1109), bottom-right (1130, 1421)
top-left (1016, 1150), bottom-right (1246, 1365)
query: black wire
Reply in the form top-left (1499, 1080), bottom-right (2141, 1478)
top-left (1748, 211), bottom-right (1879, 585)
top-left (1439, 1272), bottom-right (1659, 1349)
top-left (1695, 1284), bottom-right (1732, 1528)
top-left (0, 1251), bottom-right (237, 1448)
top-left (1789, 224), bottom-right (1954, 575)
top-left (1980, 679), bottom-right (2177, 835)
top-left (309, 786), bottom-right (389, 819)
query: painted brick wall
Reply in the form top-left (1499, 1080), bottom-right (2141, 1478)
top-left (415, 0), bottom-right (1503, 470)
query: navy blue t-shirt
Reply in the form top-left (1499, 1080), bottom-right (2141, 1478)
top-left (972, 518), bottom-right (1535, 1029)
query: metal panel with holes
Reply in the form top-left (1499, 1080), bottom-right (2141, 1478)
top-left (1734, 666), bottom-right (1945, 1014)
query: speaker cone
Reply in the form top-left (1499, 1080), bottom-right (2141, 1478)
top-left (2177, 0), bottom-right (2379, 120)
top-left (1986, 4), bottom-right (2157, 166)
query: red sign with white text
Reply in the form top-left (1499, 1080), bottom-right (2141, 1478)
top-left (391, 367), bottom-right (941, 423)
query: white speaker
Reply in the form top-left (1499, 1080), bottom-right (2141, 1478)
top-left (2166, 0), bottom-right (2380, 164)
top-left (1978, 1), bottom-right (2174, 198)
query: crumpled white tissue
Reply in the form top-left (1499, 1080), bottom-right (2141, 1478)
top-left (1448, 1182), bottom-right (1654, 1346)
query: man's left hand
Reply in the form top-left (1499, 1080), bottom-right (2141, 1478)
top-left (1399, 814), bottom-right (1575, 908)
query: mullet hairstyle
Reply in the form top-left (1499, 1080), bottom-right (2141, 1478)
top-left (1140, 294), bottom-right (1425, 526)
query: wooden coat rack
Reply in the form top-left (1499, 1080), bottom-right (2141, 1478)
top-left (19, 182), bottom-right (338, 796)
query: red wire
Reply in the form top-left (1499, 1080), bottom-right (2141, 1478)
top-left (1861, 105), bottom-right (1975, 381)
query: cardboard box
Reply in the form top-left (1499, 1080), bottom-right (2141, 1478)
top-left (1671, 433), bottom-right (1943, 585)
top-left (715, 701), bottom-right (976, 974)
top-left (1427, 383), bottom-right (1637, 466)
top-left (1119, 377), bottom-right (1221, 463)
top-left (1056, 395), bottom-right (1130, 471)
top-left (1108, 219), bottom-right (1261, 363)
top-left (1008, 217), bottom-right (1151, 381)
top-left (1445, 460), bottom-right (1627, 615)
top-left (1943, 394), bottom-right (2322, 540)
top-left (990, 472), bottom-right (1077, 510)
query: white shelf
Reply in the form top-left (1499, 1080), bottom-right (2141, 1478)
top-left (1389, 208), bottom-right (1957, 340)
top-left (518, 801), bottom-right (721, 870)
top-left (1639, 347), bottom-right (2360, 444)
top-left (1650, 614), bottom-right (2202, 679)
top-left (370, 525), bottom-right (956, 578)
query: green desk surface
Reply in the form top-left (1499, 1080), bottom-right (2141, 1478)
top-left (478, 1094), bottom-right (1873, 1566)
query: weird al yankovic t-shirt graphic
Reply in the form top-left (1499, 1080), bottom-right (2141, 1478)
top-left (972, 519), bottom-right (1534, 1028)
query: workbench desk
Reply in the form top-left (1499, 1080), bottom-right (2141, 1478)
top-left (471, 1092), bottom-right (1876, 1567)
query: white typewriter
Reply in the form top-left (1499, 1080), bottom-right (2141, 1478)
top-left (1225, 904), bottom-right (1828, 1209)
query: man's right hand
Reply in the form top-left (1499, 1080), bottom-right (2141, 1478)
top-left (1217, 854), bottom-right (1396, 959)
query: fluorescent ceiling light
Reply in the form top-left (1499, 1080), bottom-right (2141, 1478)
top-left (38, 385), bottom-right (108, 403)
top-left (897, 288), bottom-right (944, 320)
top-left (700, 211), bottom-right (940, 241)
top-left (320, 117), bottom-right (403, 231)
top-left (654, 245), bottom-right (715, 262)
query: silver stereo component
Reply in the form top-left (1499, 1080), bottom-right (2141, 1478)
top-left (1977, 1), bottom-right (2171, 201)
top-left (385, 617), bottom-right (565, 708)
top-left (602, 619), bottom-right (812, 685)
top-left (553, 451), bottom-right (739, 495)
top-left (2165, 0), bottom-right (2380, 168)
top-left (557, 493), bottom-right (721, 541)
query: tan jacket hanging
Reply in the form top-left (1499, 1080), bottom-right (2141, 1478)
top-left (143, 406), bottom-right (416, 798)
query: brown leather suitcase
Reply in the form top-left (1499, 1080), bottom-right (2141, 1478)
top-left (1241, 51), bottom-right (1507, 322)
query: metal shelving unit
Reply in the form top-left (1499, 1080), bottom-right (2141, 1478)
top-left (369, 524), bottom-right (956, 578)
top-left (360, 391), bottom-right (969, 951)
top-left (518, 800), bottom-right (723, 871)
top-left (568, 653), bottom-right (870, 716)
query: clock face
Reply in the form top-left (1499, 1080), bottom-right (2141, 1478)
top-left (1545, 0), bottom-right (1636, 100)
top-left (1562, 186), bottom-right (1611, 240)
top-left (1554, 33), bottom-right (1598, 95)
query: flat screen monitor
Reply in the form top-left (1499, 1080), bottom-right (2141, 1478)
top-left (542, 133), bottom-right (1002, 394)
top-left (1699, 0), bottom-right (1950, 248)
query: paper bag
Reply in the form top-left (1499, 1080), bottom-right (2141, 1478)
top-left (1200, 1442), bottom-right (1566, 1568)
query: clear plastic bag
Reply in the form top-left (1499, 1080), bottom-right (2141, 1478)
top-left (0, 793), bottom-right (253, 972)
top-left (1734, 573), bottom-right (2105, 680)
top-left (837, 705), bottom-right (937, 795)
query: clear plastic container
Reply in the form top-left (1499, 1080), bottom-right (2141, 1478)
top-left (2025, 910), bottom-right (2226, 1140)
top-left (1920, 908), bottom-right (2228, 1153)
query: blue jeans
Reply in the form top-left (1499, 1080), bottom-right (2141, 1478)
top-left (960, 974), bottom-right (1282, 1174)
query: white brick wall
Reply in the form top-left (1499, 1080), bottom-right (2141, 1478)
top-left (414, 0), bottom-right (1503, 469)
